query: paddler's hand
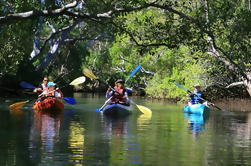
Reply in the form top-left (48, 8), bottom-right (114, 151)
top-left (107, 86), bottom-right (112, 92)
top-left (186, 93), bottom-right (194, 97)
top-left (208, 102), bottom-right (215, 106)
top-left (34, 88), bottom-right (42, 93)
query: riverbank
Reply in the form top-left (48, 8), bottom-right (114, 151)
top-left (1, 80), bottom-right (250, 103)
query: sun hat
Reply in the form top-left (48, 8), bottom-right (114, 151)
top-left (115, 79), bottom-right (125, 84)
top-left (47, 82), bottom-right (56, 87)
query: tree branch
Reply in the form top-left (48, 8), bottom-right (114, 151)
top-left (150, 3), bottom-right (212, 36)
top-left (0, 1), bottom-right (78, 24)
top-left (150, 2), bottom-right (249, 80)
top-left (203, 0), bottom-right (248, 80)
top-left (30, 23), bottom-right (79, 61)
top-left (111, 21), bottom-right (177, 48)
top-left (0, 1), bottom-right (160, 24)
top-left (226, 81), bottom-right (244, 88)
top-left (141, 67), bottom-right (155, 75)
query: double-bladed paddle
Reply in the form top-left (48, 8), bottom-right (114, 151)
top-left (125, 65), bottom-right (141, 83)
top-left (84, 66), bottom-right (152, 114)
top-left (82, 68), bottom-right (98, 80)
top-left (175, 83), bottom-right (222, 110)
top-left (95, 96), bottom-right (113, 112)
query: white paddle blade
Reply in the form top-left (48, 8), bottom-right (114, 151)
top-left (82, 68), bottom-right (98, 80)
top-left (69, 76), bottom-right (86, 86)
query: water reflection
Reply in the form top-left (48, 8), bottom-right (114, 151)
top-left (4, 97), bottom-right (251, 166)
top-left (184, 112), bottom-right (209, 137)
top-left (9, 108), bottom-right (26, 121)
top-left (29, 111), bottom-right (62, 163)
top-left (101, 115), bottom-right (140, 165)
top-left (102, 115), bottom-right (129, 139)
top-left (223, 112), bottom-right (251, 147)
top-left (68, 119), bottom-right (85, 164)
top-left (137, 113), bottom-right (152, 130)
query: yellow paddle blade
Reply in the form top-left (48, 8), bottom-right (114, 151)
top-left (9, 101), bottom-right (29, 110)
top-left (10, 108), bottom-right (26, 115)
top-left (82, 68), bottom-right (98, 80)
top-left (69, 76), bottom-right (86, 86)
top-left (136, 105), bottom-right (152, 116)
top-left (137, 113), bottom-right (152, 128)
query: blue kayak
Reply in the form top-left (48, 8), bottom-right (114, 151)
top-left (102, 104), bottom-right (133, 116)
top-left (184, 103), bottom-right (210, 115)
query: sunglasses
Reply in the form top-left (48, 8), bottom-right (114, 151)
top-left (43, 80), bottom-right (48, 81)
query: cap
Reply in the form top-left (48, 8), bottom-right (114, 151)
top-left (47, 82), bottom-right (56, 87)
top-left (194, 84), bottom-right (201, 88)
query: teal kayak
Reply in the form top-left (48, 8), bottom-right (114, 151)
top-left (184, 103), bottom-right (210, 115)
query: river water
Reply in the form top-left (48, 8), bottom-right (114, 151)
top-left (1, 94), bottom-right (251, 166)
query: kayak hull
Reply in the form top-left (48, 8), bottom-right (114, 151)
top-left (102, 104), bottom-right (133, 116)
top-left (184, 103), bottom-right (210, 115)
top-left (33, 97), bottom-right (64, 112)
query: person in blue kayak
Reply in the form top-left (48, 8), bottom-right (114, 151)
top-left (33, 77), bottom-right (49, 95)
top-left (106, 79), bottom-right (130, 106)
top-left (187, 84), bottom-right (206, 105)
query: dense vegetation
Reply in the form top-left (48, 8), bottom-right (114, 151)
top-left (0, 0), bottom-right (250, 99)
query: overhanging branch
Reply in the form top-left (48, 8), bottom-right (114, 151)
top-left (149, 3), bottom-right (248, 80)
top-left (0, 1), bottom-right (78, 24)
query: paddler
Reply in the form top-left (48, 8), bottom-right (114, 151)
top-left (46, 82), bottom-right (63, 98)
top-left (106, 79), bottom-right (130, 106)
top-left (186, 84), bottom-right (206, 105)
top-left (33, 77), bottom-right (49, 95)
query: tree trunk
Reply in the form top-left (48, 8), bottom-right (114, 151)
top-left (244, 80), bottom-right (251, 96)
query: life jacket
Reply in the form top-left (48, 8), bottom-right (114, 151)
top-left (45, 91), bottom-right (61, 98)
top-left (190, 91), bottom-right (204, 104)
top-left (111, 87), bottom-right (127, 104)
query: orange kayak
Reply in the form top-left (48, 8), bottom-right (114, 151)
top-left (33, 97), bottom-right (64, 112)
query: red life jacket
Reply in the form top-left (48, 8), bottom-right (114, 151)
top-left (111, 87), bottom-right (127, 103)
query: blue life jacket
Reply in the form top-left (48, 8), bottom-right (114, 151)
top-left (191, 91), bottom-right (204, 104)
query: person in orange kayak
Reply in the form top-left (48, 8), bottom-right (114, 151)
top-left (46, 82), bottom-right (63, 98)
top-left (33, 77), bottom-right (49, 95)
top-left (106, 79), bottom-right (129, 106)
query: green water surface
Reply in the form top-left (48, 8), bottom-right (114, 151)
top-left (0, 93), bottom-right (251, 166)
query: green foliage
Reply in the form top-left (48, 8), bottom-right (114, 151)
top-left (106, 32), bottom-right (208, 98)
top-left (1, 0), bottom-right (250, 98)
top-left (0, 21), bottom-right (38, 82)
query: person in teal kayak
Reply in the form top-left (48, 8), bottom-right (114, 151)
top-left (187, 84), bottom-right (206, 105)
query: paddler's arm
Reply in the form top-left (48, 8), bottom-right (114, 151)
top-left (33, 84), bottom-right (43, 93)
top-left (106, 86), bottom-right (114, 98)
top-left (123, 91), bottom-right (129, 103)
